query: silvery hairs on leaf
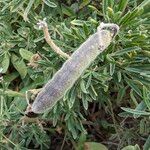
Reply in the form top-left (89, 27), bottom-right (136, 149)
top-left (31, 22), bottom-right (119, 114)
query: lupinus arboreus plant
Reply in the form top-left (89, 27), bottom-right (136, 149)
top-left (0, 0), bottom-right (149, 149)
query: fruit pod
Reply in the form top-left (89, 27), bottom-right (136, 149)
top-left (32, 23), bottom-right (119, 114)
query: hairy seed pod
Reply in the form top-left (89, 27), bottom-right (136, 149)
top-left (32, 23), bottom-right (119, 114)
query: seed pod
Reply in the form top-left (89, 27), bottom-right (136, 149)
top-left (32, 23), bottom-right (119, 114)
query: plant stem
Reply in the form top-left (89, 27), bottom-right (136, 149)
top-left (37, 19), bottom-right (70, 59)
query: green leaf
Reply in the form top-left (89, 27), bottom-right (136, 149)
top-left (5, 90), bottom-right (24, 97)
top-left (107, 0), bottom-right (114, 8)
top-left (71, 27), bottom-right (84, 41)
top-left (131, 74), bottom-right (150, 86)
top-left (88, 5), bottom-right (103, 16)
top-left (119, 7), bottom-right (143, 26)
top-left (118, 0), bottom-right (128, 12)
top-left (139, 119), bottom-right (147, 134)
top-left (82, 94), bottom-right (88, 110)
top-left (125, 78), bottom-right (142, 97)
top-left (121, 144), bottom-right (140, 150)
top-left (71, 19), bottom-right (85, 26)
top-left (107, 7), bottom-right (114, 19)
top-left (68, 87), bottom-right (76, 108)
top-left (125, 67), bottom-right (150, 75)
top-left (86, 74), bottom-right (92, 89)
top-left (3, 72), bottom-right (19, 83)
top-left (117, 71), bottom-right (122, 82)
top-left (17, 27), bottom-right (30, 38)
top-left (138, 0), bottom-right (150, 9)
top-left (10, 97), bottom-right (27, 113)
top-left (79, 0), bottom-right (91, 9)
top-left (11, 53), bottom-right (27, 79)
top-left (143, 86), bottom-right (150, 111)
top-left (63, 90), bottom-right (70, 101)
top-left (23, 0), bottom-right (35, 21)
top-left (109, 63), bottom-right (115, 76)
top-left (130, 90), bottom-right (138, 106)
top-left (84, 142), bottom-right (108, 150)
top-left (1, 53), bottom-right (10, 73)
top-left (80, 80), bottom-right (88, 93)
top-left (106, 54), bottom-right (115, 62)
top-left (118, 10), bottom-right (130, 25)
top-left (19, 48), bottom-right (34, 61)
top-left (117, 86), bottom-right (126, 103)
top-left (133, 101), bottom-right (147, 118)
top-left (62, 4), bottom-right (75, 16)
top-left (102, 0), bottom-right (108, 19)
top-left (83, 23), bottom-right (90, 36)
top-left (44, 0), bottom-right (57, 8)
top-left (10, 0), bottom-right (25, 12)
top-left (144, 135), bottom-right (150, 150)
top-left (1, 2), bottom-right (10, 12)
top-left (111, 47), bottom-right (141, 56)
top-left (67, 118), bottom-right (77, 139)
top-left (121, 107), bottom-right (150, 116)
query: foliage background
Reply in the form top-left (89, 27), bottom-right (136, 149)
top-left (0, 0), bottom-right (150, 149)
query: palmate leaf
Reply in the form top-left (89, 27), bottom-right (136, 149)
top-left (0, 0), bottom-right (149, 149)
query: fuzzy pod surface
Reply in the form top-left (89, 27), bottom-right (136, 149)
top-left (32, 23), bottom-right (119, 114)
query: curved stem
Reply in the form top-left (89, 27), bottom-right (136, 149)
top-left (37, 19), bottom-right (70, 59)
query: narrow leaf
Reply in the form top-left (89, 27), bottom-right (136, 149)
top-left (143, 86), bottom-right (150, 111)
top-left (80, 80), bottom-right (88, 93)
top-left (118, 0), bottom-right (128, 12)
top-left (125, 78), bottom-right (142, 97)
top-left (82, 94), bottom-right (88, 110)
top-left (111, 47), bottom-right (141, 56)
top-left (23, 0), bottom-right (35, 21)
top-left (44, 0), bottom-right (57, 8)
top-left (1, 53), bottom-right (10, 73)
top-left (71, 19), bottom-right (85, 26)
top-left (121, 107), bottom-right (150, 116)
top-left (109, 63), bottom-right (115, 76)
top-left (5, 90), bottom-right (24, 97)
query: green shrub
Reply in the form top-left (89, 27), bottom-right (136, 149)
top-left (0, 0), bottom-right (150, 149)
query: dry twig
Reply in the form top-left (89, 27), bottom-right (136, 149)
top-left (37, 18), bottom-right (70, 59)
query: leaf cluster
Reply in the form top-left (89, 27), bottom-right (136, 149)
top-left (0, 0), bottom-right (150, 149)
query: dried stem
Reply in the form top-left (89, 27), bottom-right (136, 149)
top-left (37, 18), bottom-right (70, 59)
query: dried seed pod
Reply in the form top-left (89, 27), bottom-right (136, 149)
top-left (32, 23), bottom-right (119, 114)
